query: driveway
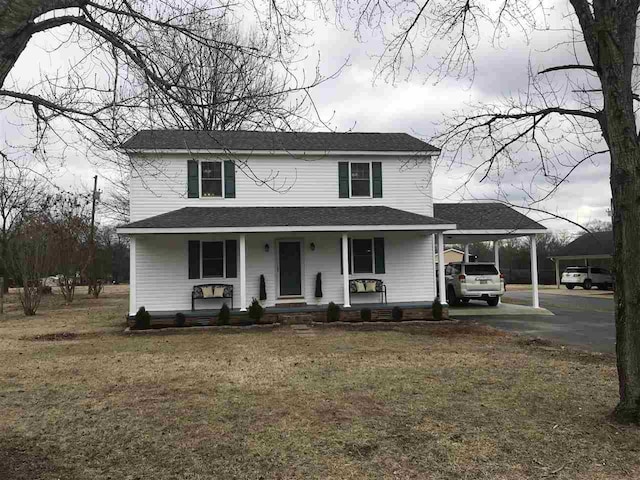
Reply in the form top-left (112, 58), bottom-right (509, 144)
top-left (461, 290), bottom-right (615, 353)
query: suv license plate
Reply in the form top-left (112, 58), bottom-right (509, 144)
top-left (479, 279), bottom-right (489, 284)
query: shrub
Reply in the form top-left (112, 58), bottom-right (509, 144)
top-left (327, 302), bottom-right (340, 322)
top-left (360, 308), bottom-right (372, 322)
top-left (217, 303), bottom-right (231, 325)
top-left (432, 298), bottom-right (443, 321)
top-left (174, 312), bottom-right (185, 327)
top-left (391, 306), bottom-right (403, 322)
top-left (247, 298), bottom-right (264, 322)
top-left (134, 306), bottom-right (151, 330)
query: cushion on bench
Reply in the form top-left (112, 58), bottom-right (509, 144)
top-left (349, 279), bottom-right (384, 294)
top-left (193, 284), bottom-right (233, 299)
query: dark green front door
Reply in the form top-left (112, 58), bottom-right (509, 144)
top-left (279, 241), bottom-right (302, 296)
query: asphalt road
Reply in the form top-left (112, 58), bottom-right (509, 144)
top-left (469, 291), bottom-right (616, 353)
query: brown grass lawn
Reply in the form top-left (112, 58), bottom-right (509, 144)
top-left (0, 286), bottom-right (638, 479)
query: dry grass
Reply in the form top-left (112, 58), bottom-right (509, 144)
top-left (0, 286), bottom-right (638, 479)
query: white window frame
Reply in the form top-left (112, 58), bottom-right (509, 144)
top-left (349, 162), bottom-right (372, 198)
top-left (201, 240), bottom-right (226, 278)
top-left (199, 160), bottom-right (225, 199)
top-left (350, 237), bottom-right (375, 274)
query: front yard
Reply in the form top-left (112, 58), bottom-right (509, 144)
top-left (0, 286), bottom-right (638, 479)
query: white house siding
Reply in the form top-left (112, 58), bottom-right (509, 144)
top-left (132, 231), bottom-right (435, 313)
top-left (129, 153), bottom-right (434, 222)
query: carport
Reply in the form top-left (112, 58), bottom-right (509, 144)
top-left (549, 231), bottom-right (613, 288)
top-left (433, 203), bottom-right (548, 308)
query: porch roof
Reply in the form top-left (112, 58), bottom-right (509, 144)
top-left (117, 206), bottom-right (456, 234)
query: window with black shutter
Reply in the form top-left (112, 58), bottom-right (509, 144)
top-left (201, 161), bottom-right (223, 197)
top-left (352, 239), bottom-right (373, 273)
top-left (202, 241), bottom-right (224, 277)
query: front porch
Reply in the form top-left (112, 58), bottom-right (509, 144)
top-left (127, 301), bottom-right (446, 328)
top-left (118, 206), bottom-right (456, 316)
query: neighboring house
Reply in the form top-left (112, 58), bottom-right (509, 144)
top-left (117, 130), bottom-right (456, 316)
top-left (434, 248), bottom-right (471, 265)
top-left (116, 130), bottom-right (547, 317)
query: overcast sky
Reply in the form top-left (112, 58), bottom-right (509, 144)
top-left (1, 1), bottom-right (613, 234)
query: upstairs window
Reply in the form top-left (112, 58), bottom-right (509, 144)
top-left (201, 161), bottom-right (222, 197)
top-left (350, 163), bottom-right (371, 197)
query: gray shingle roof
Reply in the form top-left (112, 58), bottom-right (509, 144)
top-left (555, 231), bottom-right (613, 257)
top-left (122, 130), bottom-right (439, 153)
top-left (433, 203), bottom-right (546, 231)
top-left (120, 206), bottom-right (452, 230)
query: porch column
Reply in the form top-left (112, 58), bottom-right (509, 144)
top-left (437, 233), bottom-right (447, 305)
top-left (129, 236), bottom-right (136, 315)
top-left (342, 233), bottom-right (350, 308)
top-left (555, 258), bottom-right (560, 289)
top-left (463, 243), bottom-right (470, 263)
top-left (530, 235), bottom-right (539, 308)
top-left (493, 240), bottom-right (501, 304)
top-left (239, 234), bottom-right (247, 312)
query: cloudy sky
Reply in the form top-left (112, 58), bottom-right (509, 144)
top-left (1, 1), bottom-right (613, 233)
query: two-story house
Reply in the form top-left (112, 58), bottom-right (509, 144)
top-left (117, 130), bottom-right (459, 317)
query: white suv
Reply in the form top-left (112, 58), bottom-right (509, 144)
top-left (444, 262), bottom-right (505, 306)
top-left (561, 266), bottom-right (614, 290)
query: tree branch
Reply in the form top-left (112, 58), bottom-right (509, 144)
top-left (539, 64), bottom-right (597, 75)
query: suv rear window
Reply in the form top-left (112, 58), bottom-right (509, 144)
top-left (566, 267), bottom-right (588, 273)
top-left (464, 264), bottom-right (498, 275)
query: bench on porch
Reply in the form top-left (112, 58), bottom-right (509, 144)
top-left (192, 284), bottom-right (233, 311)
top-left (349, 279), bottom-right (387, 304)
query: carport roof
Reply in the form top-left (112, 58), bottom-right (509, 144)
top-left (554, 231), bottom-right (613, 258)
top-left (434, 203), bottom-right (546, 241)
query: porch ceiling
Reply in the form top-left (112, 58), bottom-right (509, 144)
top-left (117, 206), bottom-right (457, 234)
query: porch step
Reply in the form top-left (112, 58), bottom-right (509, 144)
top-left (275, 302), bottom-right (308, 308)
top-left (291, 324), bottom-right (317, 338)
top-left (279, 312), bottom-right (315, 325)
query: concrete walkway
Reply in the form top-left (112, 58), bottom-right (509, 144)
top-left (291, 324), bottom-right (317, 338)
top-left (449, 302), bottom-right (553, 317)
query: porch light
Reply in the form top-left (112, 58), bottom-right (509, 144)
top-left (264, 243), bottom-right (270, 252)
top-left (310, 242), bottom-right (316, 251)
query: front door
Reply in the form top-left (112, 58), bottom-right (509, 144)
top-left (279, 241), bottom-right (302, 296)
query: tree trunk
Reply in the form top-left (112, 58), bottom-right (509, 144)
top-left (594, 2), bottom-right (640, 423)
top-left (609, 132), bottom-right (640, 423)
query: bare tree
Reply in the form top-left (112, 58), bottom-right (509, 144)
top-left (8, 213), bottom-right (55, 315)
top-left (46, 193), bottom-right (93, 304)
top-left (302, 0), bottom-right (640, 422)
top-left (143, 15), bottom-right (310, 131)
top-left (0, 1), bottom-right (331, 172)
top-left (0, 157), bottom-right (43, 287)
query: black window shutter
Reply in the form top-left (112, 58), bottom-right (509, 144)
top-left (339, 238), bottom-right (353, 274)
top-left (374, 237), bottom-right (385, 274)
top-left (225, 239), bottom-right (237, 278)
top-left (372, 162), bottom-right (383, 198)
top-left (338, 162), bottom-right (349, 198)
top-left (187, 160), bottom-right (199, 198)
top-left (224, 160), bottom-right (236, 198)
top-left (188, 240), bottom-right (200, 279)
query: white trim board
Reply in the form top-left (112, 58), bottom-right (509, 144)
top-left (444, 229), bottom-right (547, 235)
top-left (117, 223), bottom-right (458, 235)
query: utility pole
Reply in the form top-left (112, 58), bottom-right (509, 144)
top-left (88, 175), bottom-right (98, 296)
